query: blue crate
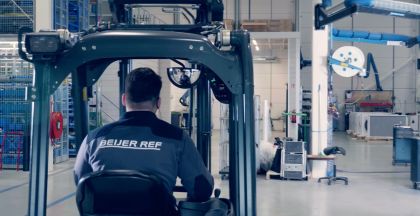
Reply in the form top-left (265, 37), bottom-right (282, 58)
top-left (0, 115), bottom-right (27, 132)
top-left (54, 148), bottom-right (62, 157)
top-left (2, 135), bottom-right (24, 153)
top-left (7, 124), bottom-right (25, 132)
top-left (0, 104), bottom-right (12, 113)
top-left (0, 103), bottom-right (30, 114)
top-left (0, 0), bottom-right (33, 34)
top-left (2, 155), bottom-right (23, 165)
top-left (9, 75), bottom-right (32, 82)
top-left (0, 118), bottom-right (12, 130)
top-left (0, 88), bottom-right (26, 100)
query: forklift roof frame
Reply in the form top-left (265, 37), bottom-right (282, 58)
top-left (22, 29), bottom-right (256, 216)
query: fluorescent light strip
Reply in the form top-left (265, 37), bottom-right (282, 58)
top-left (371, 0), bottom-right (420, 15)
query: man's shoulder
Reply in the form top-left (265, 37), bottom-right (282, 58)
top-left (152, 118), bottom-right (184, 141)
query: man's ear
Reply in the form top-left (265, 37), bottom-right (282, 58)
top-left (122, 93), bottom-right (127, 107)
top-left (156, 97), bottom-right (161, 109)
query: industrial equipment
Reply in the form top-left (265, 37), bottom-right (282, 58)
top-left (411, 137), bottom-right (420, 190)
top-left (393, 125), bottom-right (413, 165)
top-left (329, 46), bottom-right (366, 78)
top-left (280, 141), bottom-right (307, 180)
top-left (349, 112), bottom-right (407, 139)
top-left (19, 0), bottom-right (256, 215)
top-left (315, 0), bottom-right (420, 30)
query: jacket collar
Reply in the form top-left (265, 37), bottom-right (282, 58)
top-left (122, 111), bottom-right (157, 120)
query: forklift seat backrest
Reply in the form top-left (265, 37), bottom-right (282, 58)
top-left (76, 170), bottom-right (176, 216)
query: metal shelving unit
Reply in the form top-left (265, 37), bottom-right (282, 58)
top-left (68, 0), bottom-right (88, 32)
top-left (52, 81), bottom-right (70, 164)
top-left (68, 80), bottom-right (76, 157)
top-left (0, 0), bottom-right (34, 34)
top-left (54, 0), bottom-right (68, 29)
top-left (0, 41), bottom-right (32, 171)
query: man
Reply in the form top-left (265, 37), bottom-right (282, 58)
top-left (74, 67), bottom-right (214, 202)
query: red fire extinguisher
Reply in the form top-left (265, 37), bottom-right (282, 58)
top-left (290, 111), bottom-right (297, 123)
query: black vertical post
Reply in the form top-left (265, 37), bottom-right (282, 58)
top-left (72, 68), bottom-right (89, 152)
top-left (243, 39), bottom-right (256, 216)
top-left (27, 63), bottom-right (52, 216)
top-left (229, 96), bottom-right (239, 214)
top-left (230, 31), bottom-right (256, 216)
top-left (286, 83), bottom-right (288, 137)
top-left (23, 103), bottom-right (30, 171)
top-left (119, 60), bottom-right (129, 117)
top-left (196, 75), bottom-right (211, 169)
top-left (188, 87), bottom-right (195, 136)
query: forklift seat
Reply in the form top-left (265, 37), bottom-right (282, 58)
top-left (76, 170), bottom-right (177, 216)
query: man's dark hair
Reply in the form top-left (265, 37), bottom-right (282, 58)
top-left (125, 67), bottom-right (162, 104)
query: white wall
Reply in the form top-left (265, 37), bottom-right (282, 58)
top-left (167, 59), bottom-right (291, 131)
top-left (99, 1), bottom-right (296, 129)
top-left (254, 61), bottom-right (289, 130)
top-left (222, 0), bottom-right (295, 20)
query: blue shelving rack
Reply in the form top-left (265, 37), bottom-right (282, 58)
top-left (0, 0), bottom-right (34, 34)
top-left (52, 81), bottom-right (70, 164)
top-left (68, 0), bottom-right (89, 32)
top-left (0, 41), bottom-right (32, 171)
top-left (54, 0), bottom-right (68, 29)
top-left (68, 81), bottom-right (76, 157)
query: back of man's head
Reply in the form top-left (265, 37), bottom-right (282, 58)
top-left (125, 67), bottom-right (162, 107)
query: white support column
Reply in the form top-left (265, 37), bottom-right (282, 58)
top-left (35, 0), bottom-right (53, 31)
top-left (287, 37), bottom-right (302, 140)
top-left (35, 0), bottom-right (54, 172)
top-left (311, 0), bottom-right (329, 178)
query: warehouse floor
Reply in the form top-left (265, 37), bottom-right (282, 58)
top-left (0, 132), bottom-right (419, 216)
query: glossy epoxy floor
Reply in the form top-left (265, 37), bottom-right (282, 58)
top-left (0, 132), bottom-right (420, 216)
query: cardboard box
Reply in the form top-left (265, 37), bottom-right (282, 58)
top-left (223, 19), bottom-right (234, 30)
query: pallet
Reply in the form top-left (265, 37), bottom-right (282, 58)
top-left (356, 134), bottom-right (366, 139)
top-left (346, 131), bottom-right (364, 139)
top-left (266, 170), bottom-right (308, 181)
top-left (392, 161), bottom-right (410, 166)
top-left (364, 136), bottom-right (393, 141)
top-left (266, 170), bottom-right (281, 180)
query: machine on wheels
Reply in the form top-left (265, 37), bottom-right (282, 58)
top-left (411, 137), bottom-right (420, 190)
top-left (19, 0), bottom-right (256, 215)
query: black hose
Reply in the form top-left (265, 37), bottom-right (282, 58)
top-left (171, 59), bottom-right (185, 68)
top-left (365, 53), bottom-right (383, 91)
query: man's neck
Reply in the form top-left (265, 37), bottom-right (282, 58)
top-left (126, 108), bottom-right (156, 113)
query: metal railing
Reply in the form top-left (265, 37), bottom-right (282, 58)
top-left (100, 94), bottom-right (119, 123)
